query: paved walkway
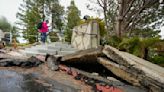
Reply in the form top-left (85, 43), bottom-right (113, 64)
top-left (19, 42), bottom-right (78, 56)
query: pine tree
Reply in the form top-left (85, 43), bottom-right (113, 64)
top-left (16, 0), bottom-right (42, 43)
top-left (17, 0), bottom-right (64, 43)
top-left (65, 0), bottom-right (81, 42)
top-left (0, 16), bottom-right (19, 41)
top-left (0, 16), bottom-right (11, 32)
top-left (67, 0), bottom-right (81, 29)
top-left (51, 0), bottom-right (64, 31)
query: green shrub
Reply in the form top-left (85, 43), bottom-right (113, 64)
top-left (118, 37), bottom-right (160, 58)
top-left (49, 32), bottom-right (59, 42)
top-left (150, 55), bottom-right (164, 64)
top-left (118, 37), bottom-right (141, 55)
top-left (104, 35), bottom-right (122, 47)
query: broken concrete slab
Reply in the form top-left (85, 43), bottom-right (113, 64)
top-left (71, 67), bottom-right (146, 92)
top-left (57, 45), bottom-right (164, 92)
top-left (61, 46), bottom-right (104, 63)
top-left (0, 56), bottom-right (44, 67)
top-left (102, 45), bottom-right (164, 92)
top-left (4, 43), bottom-right (162, 92)
top-left (0, 70), bottom-right (82, 92)
top-left (7, 51), bottom-right (26, 57)
top-left (60, 47), bottom-right (77, 51)
top-left (98, 57), bottom-right (140, 86)
top-left (0, 53), bottom-right (27, 60)
top-left (57, 51), bottom-right (77, 56)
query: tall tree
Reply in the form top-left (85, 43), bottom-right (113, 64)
top-left (51, 0), bottom-right (64, 31)
top-left (11, 26), bottom-right (20, 39)
top-left (88, 0), bottom-right (164, 38)
top-left (44, 0), bottom-right (64, 42)
top-left (65, 0), bottom-right (81, 42)
top-left (116, 0), bottom-right (164, 37)
top-left (17, 0), bottom-right (43, 43)
top-left (88, 0), bottom-right (117, 36)
top-left (67, 0), bottom-right (81, 29)
top-left (0, 16), bottom-right (11, 32)
top-left (17, 0), bottom-right (64, 43)
top-left (0, 16), bottom-right (19, 40)
top-left (87, 0), bottom-right (117, 36)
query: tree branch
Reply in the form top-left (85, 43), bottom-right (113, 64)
top-left (123, 0), bottom-right (135, 18)
top-left (123, 0), bottom-right (159, 32)
top-left (97, 0), bottom-right (104, 8)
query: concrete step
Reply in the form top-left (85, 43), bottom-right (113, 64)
top-left (57, 51), bottom-right (76, 56)
top-left (19, 42), bottom-right (78, 56)
top-left (48, 42), bottom-right (69, 47)
top-left (24, 48), bottom-right (58, 55)
top-left (19, 50), bottom-right (46, 57)
top-left (24, 48), bottom-right (42, 51)
top-left (32, 45), bottom-right (48, 49)
top-left (48, 46), bottom-right (77, 51)
top-left (60, 47), bottom-right (77, 51)
top-left (48, 42), bottom-right (73, 48)
top-left (47, 46), bottom-right (61, 51)
top-left (37, 49), bottom-right (57, 55)
top-left (49, 42), bottom-right (69, 46)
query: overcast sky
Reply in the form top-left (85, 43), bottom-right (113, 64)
top-left (0, 0), bottom-right (99, 24)
top-left (0, 0), bottom-right (163, 39)
top-left (0, 0), bottom-right (22, 24)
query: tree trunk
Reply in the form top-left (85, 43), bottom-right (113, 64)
top-left (144, 48), bottom-right (149, 60)
top-left (116, 0), bottom-right (124, 38)
top-left (104, 8), bottom-right (109, 37)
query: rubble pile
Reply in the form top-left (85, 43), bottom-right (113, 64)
top-left (57, 65), bottom-right (146, 92)
top-left (53, 45), bottom-right (164, 92)
top-left (0, 44), bottom-right (164, 92)
top-left (100, 45), bottom-right (164, 92)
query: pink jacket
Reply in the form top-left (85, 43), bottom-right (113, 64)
top-left (39, 21), bottom-right (48, 33)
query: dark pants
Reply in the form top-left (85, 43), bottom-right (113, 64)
top-left (41, 33), bottom-right (47, 43)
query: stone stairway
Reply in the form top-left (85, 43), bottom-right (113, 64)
top-left (19, 42), bottom-right (78, 57)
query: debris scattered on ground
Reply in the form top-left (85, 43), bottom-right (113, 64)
top-left (0, 44), bottom-right (163, 92)
top-left (91, 72), bottom-right (99, 76)
top-left (7, 51), bottom-right (26, 57)
top-left (0, 54), bottom-right (43, 67)
top-left (101, 45), bottom-right (164, 92)
top-left (57, 64), bottom-right (146, 92)
top-left (45, 54), bottom-right (60, 71)
top-left (0, 68), bottom-right (86, 92)
top-left (55, 45), bottom-right (164, 92)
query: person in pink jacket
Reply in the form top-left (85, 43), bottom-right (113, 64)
top-left (39, 20), bottom-right (49, 44)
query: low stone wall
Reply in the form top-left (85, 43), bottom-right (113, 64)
top-left (71, 20), bottom-right (100, 50)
